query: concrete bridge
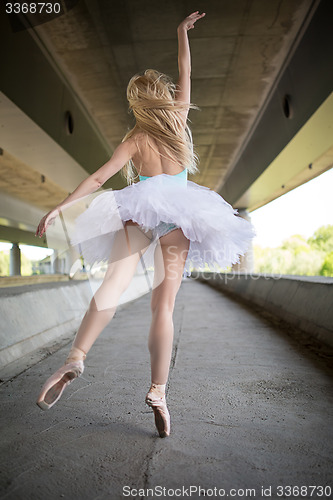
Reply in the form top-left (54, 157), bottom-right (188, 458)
top-left (0, 1), bottom-right (332, 498)
top-left (0, 0), bottom-right (332, 274)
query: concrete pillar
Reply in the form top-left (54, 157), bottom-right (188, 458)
top-left (232, 209), bottom-right (255, 273)
top-left (50, 250), bottom-right (61, 274)
top-left (66, 246), bottom-right (78, 274)
top-left (9, 243), bottom-right (21, 276)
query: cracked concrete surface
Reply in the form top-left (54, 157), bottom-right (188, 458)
top-left (0, 279), bottom-right (332, 499)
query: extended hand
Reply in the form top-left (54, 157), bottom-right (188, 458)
top-left (178, 11), bottom-right (206, 31)
top-left (35, 208), bottom-right (60, 238)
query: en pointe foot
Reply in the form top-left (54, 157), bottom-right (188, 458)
top-left (36, 360), bottom-right (84, 410)
top-left (145, 383), bottom-right (170, 438)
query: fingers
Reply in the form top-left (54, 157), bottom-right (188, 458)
top-left (36, 219), bottom-right (44, 237)
top-left (178, 11), bottom-right (205, 31)
top-left (35, 218), bottom-right (46, 238)
top-left (35, 223), bottom-right (41, 238)
top-left (188, 11), bottom-right (206, 25)
top-left (189, 11), bottom-right (206, 19)
top-left (35, 209), bottom-right (59, 237)
top-left (39, 225), bottom-right (47, 238)
top-left (35, 225), bottom-right (43, 238)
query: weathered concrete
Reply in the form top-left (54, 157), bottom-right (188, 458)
top-left (0, 279), bottom-right (332, 500)
top-left (9, 242), bottom-right (21, 276)
top-left (0, 273), bottom-right (153, 373)
top-left (193, 272), bottom-right (333, 349)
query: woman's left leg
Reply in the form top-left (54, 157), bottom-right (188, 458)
top-left (148, 228), bottom-right (190, 385)
top-left (145, 228), bottom-right (190, 437)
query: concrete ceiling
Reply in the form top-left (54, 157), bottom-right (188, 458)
top-left (33, 0), bottom-right (312, 192)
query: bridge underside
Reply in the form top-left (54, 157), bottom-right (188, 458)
top-left (0, 0), bottom-right (332, 248)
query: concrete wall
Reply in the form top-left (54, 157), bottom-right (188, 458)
top-left (0, 273), bottom-right (153, 375)
top-left (191, 272), bottom-right (333, 348)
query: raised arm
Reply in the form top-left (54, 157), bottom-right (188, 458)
top-left (35, 138), bottom-right (137, 238)
top-left (176, 11), bottom-right (205, 123)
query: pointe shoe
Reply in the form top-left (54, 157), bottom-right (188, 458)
top-left (145, 388), bottom-right (170, 438)
top-left (36, 360), bottom-right (84, 411)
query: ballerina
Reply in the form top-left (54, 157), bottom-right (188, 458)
top-left (35, 11), bottom-right (255, 438)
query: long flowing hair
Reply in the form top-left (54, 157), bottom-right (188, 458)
top-left (121, 69), bottom-right (199, 183)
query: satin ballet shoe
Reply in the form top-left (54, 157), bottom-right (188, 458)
top-left (145, 389), bottom-right (170, 438)
top-left (36, 360), bottom-right (84, 411)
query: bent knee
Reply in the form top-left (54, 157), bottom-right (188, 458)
top-left (151, 297), bottom-right (175, 315)
top-left (102, 271), bottom-right (132, 296)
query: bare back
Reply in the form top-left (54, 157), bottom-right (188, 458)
top-left (131, 134), bottom-right (185, 177)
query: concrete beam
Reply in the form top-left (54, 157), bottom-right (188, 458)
top-left (220, 0), bottom-right (333, 208)
top-left (0, 225), bottom-right (47, 248)
top-left (235, 94), bottom-right (333, 211)
top-left (0, 8), bottom-right (120, 184)
top-left (0, 93), bottom-right (89, 196)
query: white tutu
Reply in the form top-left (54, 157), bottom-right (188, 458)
top-left (69, 173), bottom-right (256, 277)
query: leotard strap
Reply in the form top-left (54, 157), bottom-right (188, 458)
top-left (139, 168), bottom-right (188, 182)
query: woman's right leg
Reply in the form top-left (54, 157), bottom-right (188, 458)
top-left (37, 222), bottom-right (152, 410)
top-left (68, 222), bottom-right (152, 359)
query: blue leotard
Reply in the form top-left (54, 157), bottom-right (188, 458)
top-left (139, 168), bottom-right (188, 182)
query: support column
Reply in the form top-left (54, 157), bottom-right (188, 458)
top-left (232, 209), bottom-right (255, 273)
top-left (51, 249), bottom-right (61, 274)
top-left (9, 242), bottom-right (21, 276)
top-left (66, 246), bottom-right (78, 275)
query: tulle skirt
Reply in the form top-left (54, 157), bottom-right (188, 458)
top-left (69, 174), bottom-right (256, 277)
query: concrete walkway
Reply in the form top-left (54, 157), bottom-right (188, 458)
top-left (0, 279), bottom-right (332, 500)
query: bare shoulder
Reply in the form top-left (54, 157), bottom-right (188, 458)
top-left (122, 135), bottom-right (141, 154)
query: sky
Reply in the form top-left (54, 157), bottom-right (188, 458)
top-left (249, 167), bottom-right (333, 248)
top-left (0, 167), bottom-right (332, 259)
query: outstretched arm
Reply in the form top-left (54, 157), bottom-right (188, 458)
top-left (176, 11), bottom-right (205, 123)
top-left (35, 138), bottom-right (137, 238)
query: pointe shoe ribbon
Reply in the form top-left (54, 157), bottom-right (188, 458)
top-left (145, 389), bottom-right (170, 438)
top-left (37, 360), bottom-right (84, 411)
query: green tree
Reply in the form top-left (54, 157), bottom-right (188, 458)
top-left (280, 234), bottom-right (310, 254)
top-left (320, 252), bottom-right (333, 276)
top-left (253, 227), bottom-right (333, 277)
top-left (253, 244), bottom-right (323, 276)
top-left (0, 251), bottom-right (9, 276)
top-left (308, 225), bottom-right (333, 252)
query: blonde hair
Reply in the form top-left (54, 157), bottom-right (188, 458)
top-left (121, 69), bottom-right (199, 183)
